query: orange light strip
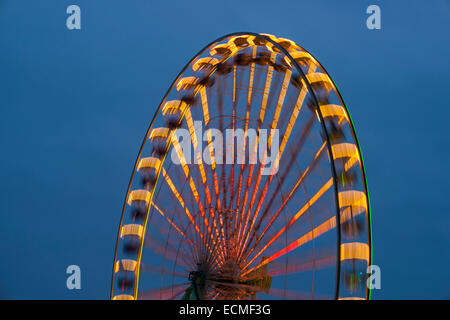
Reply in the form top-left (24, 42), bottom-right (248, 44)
top-left (237, 84), bottom-right (317, 260)
top-left (184, 108), bottom-right (225, 253)
top-left (239, 142), bottom-right (326, 260)
top-left (170, 133), bottom-right (210, 230)
top-left (150, 201), bottom-right (199, 259)
top-left (247, 46), bottom-right (257, 105)
top-left (241, 142), bottom-right (326, 262)
top-left (200, 87), bottom-right (210, 126)
top-left (237, 53), bottom-right (277, 252)
top-left (238, 67), bottom-right (293, 256)
top-left (268, 69), bottom-right (291, 149)
top-left (233, 46), bottom-right (258, 242)
top-left (242, 208), bottom-right (336, 277)
top-left (242, 177), bottom-right (333, 271)
top-left (258, 52), bottom-right (277, 125)
top-left (279, 85), bottom-right (308, 157)
top-left (184, 108), bottom-right (225, 255)
top-left (184, 109), bottom-right (207, 184)
top-left (161, 168), bottom-right (200, 235)
top-left (198, 124), bottom-right (226, 262)
top-left (151, 201), bottom-right (186, 239)
top-left (242, 187), bottom-right (367, 276)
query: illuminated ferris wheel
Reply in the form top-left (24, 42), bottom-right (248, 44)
top-left (111, 32), bottom-right (372, 300)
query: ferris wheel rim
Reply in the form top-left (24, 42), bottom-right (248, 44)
top-left (294, 46), bottom-right (373, 299)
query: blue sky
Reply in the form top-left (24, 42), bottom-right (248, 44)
top-left (0, 0), bottom-right (449, 299)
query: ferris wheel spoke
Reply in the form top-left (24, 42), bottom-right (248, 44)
top-left (270, 69), bottom-right (292, 140)
top-left (200, 87), bottom-right (210, 126)
top-left (258, 101), bottom-right (316, 207)
top-left (246, 45), bottom-right (258, 111)
top-left (138, 282), bottom-right (190, 300)
top-left (152, 206), bottom-right (199, 268)
top-left (234, 58), bottom-right (277, 239)
top-left (203, 227), bottom-right (226, 268)
top-left (211, 285), bottom-right (236, 300)
top-left (152, 179), bottom-right (202, 266)
top-left (241, 177), bottom-right (333, 273)
top-left (232, 47), bottom-right (261, 223)
top-left (278, 87), bottom-right (309, 157)
top-left (140, 263), bottom-right (187, 278)
top-left (209, 290), bottom-right (220, 300)
top-left (258, 52), bottom-right (277, 124)
top-left (226, 65), bottom-right (244, 211)
top-left (184, 108), bottom-right (208, 185)
top-left (216, 74), bottom-right (228, 217)
top-left (253, 140), bottom-right (326, 249)
top-left (242, 189), bottom-right (368, 279)
top-left (171, 134), bottom-right (211, 232)
top-left (143, 233), bottom-right (194, 272)
top-left (239, 115), bottom-right (320, 262)
top-left (236, 134), bottom-right (271, 256)
top-left (181, 110), bottom-right (225, 257)
top-left (203, 128), bottom-right (222, 210)
top-left (267, 251), bottom-right (335, 277)
top-left (235, 163), bottom-right (256, 251)
top-left (207, 280), bottom-right (258, 298)
top-left (236, 68), bottom-right (294, 259)
top-left (150, 173), bottom-right (203, 266)
top-left (161, 167), bottom-right (204, 237)
top-left (201, 177), bottom-right (226, 260)
top-left (235, 58), bottom-right (278, 253)
top-left (241, 199), bottom-right (339, 278)
top-left (151, 201), bottom-right (193, 245)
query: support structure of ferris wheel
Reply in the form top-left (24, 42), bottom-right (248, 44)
top-left (110, 32), bottom-right (372, 300)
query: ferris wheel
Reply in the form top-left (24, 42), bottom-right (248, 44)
top-left (110, 32), bottom-right (372, 300)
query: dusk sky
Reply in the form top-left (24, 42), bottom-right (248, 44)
top-left (1, 0), bottom-right (449, 299)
